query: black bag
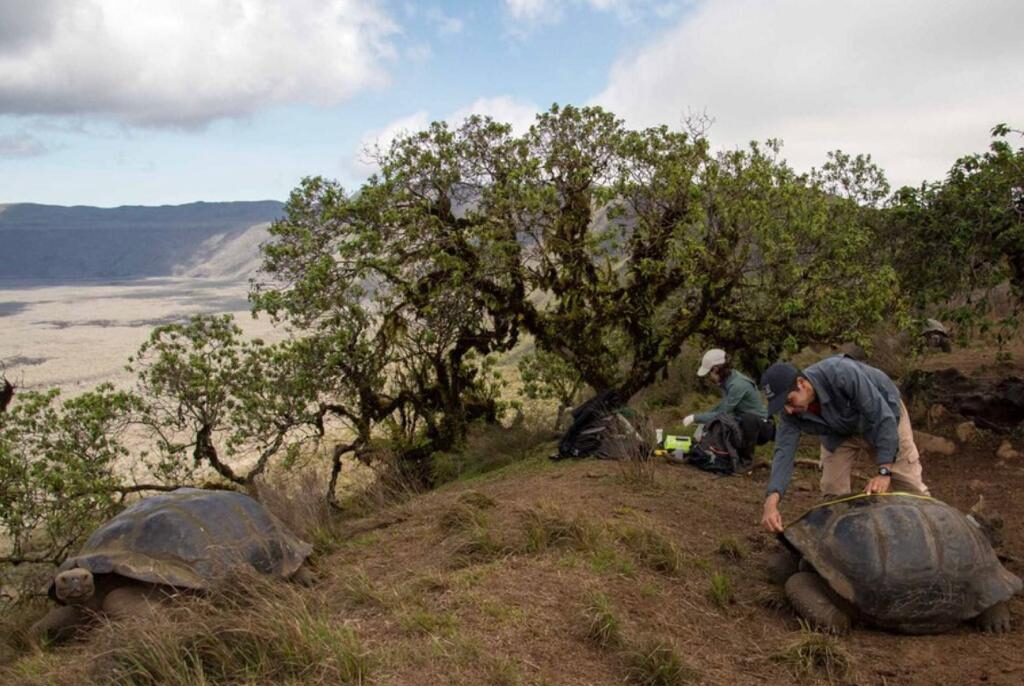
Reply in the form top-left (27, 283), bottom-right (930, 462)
top-left (686, 414), bottom-right (744, 474)
top-left (555, 390), bottom-right (644, 460)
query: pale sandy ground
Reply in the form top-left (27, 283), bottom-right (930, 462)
top-left (0, 277), bottom-right (280, 393)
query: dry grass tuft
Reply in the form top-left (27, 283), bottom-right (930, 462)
top-left (517, 507), bottom-right (600, 554)
top-left (254, 468), bottom-right (334, 542)
top-left (337, 568), bottom-right (392, 609)
top-left (580, 591), bottom-right (622, 648)
top-left (617, 525), bottom-right (683, 576)
top-left (438, 502), bottom-right (490, 534)
top-left (623, 638), bottom-right (699, 686)
top-left (772, 625), bottom-right (853, 682)
top-left (451, 526), bottom-right (509, 568)
top-left (4, 571), bottom-right (373, 686)
top-left (457, 490), bottom-right (497, 510)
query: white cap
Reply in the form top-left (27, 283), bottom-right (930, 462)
top-left (697, 348), bottom-right (726, 377)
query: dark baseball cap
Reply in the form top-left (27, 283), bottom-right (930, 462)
top-left (760, 362), bottom-right (801, 415)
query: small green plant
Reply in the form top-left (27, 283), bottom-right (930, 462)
top-left (708, 571), bottom-right (734, 608)
top-left (624, 638), bottom-right (699, 686)
top-left (580, 591), bottom-right (622, 648)
top-left (716, 536), bottom-right (748, 561)
top-left (772, 625), bottom-right (853, 681)
top-left (588, 545), bottom-right (636, 576)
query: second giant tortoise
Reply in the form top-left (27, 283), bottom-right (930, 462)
top-left (770, 493), bottom-right (1021, 634)
top-left (30, 488), bottom-right (313, 644)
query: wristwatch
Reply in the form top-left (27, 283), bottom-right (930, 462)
top-left (877, 466), bottom-right (893, 478)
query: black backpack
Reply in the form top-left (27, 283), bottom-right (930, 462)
top-left (686, 414), bottom-right (744, 474)
top-left (555, 390), bottom-right (645, 460)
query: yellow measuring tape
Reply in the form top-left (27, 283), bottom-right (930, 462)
top-left (790, 491), bottom-right (939, 527)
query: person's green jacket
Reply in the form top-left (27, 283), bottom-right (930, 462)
top-left (693, 370), bottom-right (768, 424)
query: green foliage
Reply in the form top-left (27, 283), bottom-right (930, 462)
top-left (888, 124), bottom-right (1024, 336)
top-left (517, 348), bottom-right (585, 429)
top-left (128, 314), bottom-right (323, 485)
top-left (0, 385), bottom-right (143, 566)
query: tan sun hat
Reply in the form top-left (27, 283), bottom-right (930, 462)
top-left (697, 348), bottom-right (726, 377)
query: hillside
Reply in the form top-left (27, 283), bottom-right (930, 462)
top-left (3, 414), bottom-right (1022, 686)
top-left (0, 201), bottom-right (282, 282)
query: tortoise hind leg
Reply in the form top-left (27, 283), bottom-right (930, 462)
top-left (977, 602), bottom-right (1012, 633)
top-left (28, 605), bottom-right (91, 647)
top-left (784, 571), bottom-right (852, 634)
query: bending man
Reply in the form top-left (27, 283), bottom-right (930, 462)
top-left (759, 356), bottom-right (929, 533)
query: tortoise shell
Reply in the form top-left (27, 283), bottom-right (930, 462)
top-left (783, 493), bottom-right (1022, 633)
top-left (50, 488), bottom-right (312, 601)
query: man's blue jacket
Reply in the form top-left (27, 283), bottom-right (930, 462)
top-left (767, 356), bottom-right (902, 497)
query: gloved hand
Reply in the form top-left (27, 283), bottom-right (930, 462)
top-left (682, 414), bottom-right (695, 427)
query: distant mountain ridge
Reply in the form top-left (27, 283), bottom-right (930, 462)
top-left (0, 201), bottom-right (283, 282)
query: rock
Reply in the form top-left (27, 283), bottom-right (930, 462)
top-left (914, 431), bottom-right (956, 456)
top-left (955, 421), bottom-right (978, 444)
top-left (996, 441), bottom-right (1021, 461)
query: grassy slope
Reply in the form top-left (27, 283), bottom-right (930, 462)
top-left (5, 432), bottom-right (1024, 686)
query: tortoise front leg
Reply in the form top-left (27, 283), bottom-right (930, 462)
top-left (785, 571), bottom-right (852, 634)
top-left (101, 585), bottom-right (163, 621)
top-left (977, 602), bottom-right (1012, 633)
top-left (28, 605), bottom-right (91, 647)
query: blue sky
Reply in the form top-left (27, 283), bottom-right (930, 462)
top-left (1, 0), bottom-right (1022, 207)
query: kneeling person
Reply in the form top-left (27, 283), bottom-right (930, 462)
top-left (685, 348), bottom-right (774, 470)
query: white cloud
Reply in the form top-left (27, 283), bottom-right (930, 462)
top-left (593, 0), bottom-right (1024, 188)
top-left (352, 110), bottom-right (432, 176)
top-left (426, 8), bottom-right (465, 36)
top-left (504, 0), bottom-right (654, 24)
top-left (0, 0), bottom-right (398, 128)
top-left (0, 132), bottom-right (48, 158)
top-left (449, 96), bottom-right (539, 136)
top-left (350, 96), bottom-right (539, 178)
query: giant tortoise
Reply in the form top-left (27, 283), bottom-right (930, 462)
top-left (769, 493), bottom-right (1021, 634)
top-left (30, 488), bottom-right (313, 644)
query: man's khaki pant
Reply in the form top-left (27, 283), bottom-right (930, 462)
top-left (820, 401), bottom-right (930, 496)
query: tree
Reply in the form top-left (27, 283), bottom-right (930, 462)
top-left (326, 105), bottom-right (896, 394)
top-left (517, 348), bottom-right (585, 430)
top-left (0, 385), bottom-right (145, 566)
top-left (251, 171), bottom-right (515, 489)
top-left (128, 314), bottom-right (323, 486)
top-left (888, 124), bottom-right (1023, 334)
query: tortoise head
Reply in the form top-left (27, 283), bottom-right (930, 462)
top-left (54, 566), bottom-right (95, 605)
top-left (968, 496), bottom-right (1005, 548)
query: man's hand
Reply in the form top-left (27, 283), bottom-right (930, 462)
top-left (864, 475), bottom-right (892, 495)
top-left (762, 492), bottom-right (784, 533)
top-left (682, 415), bottom-right (695, 427)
